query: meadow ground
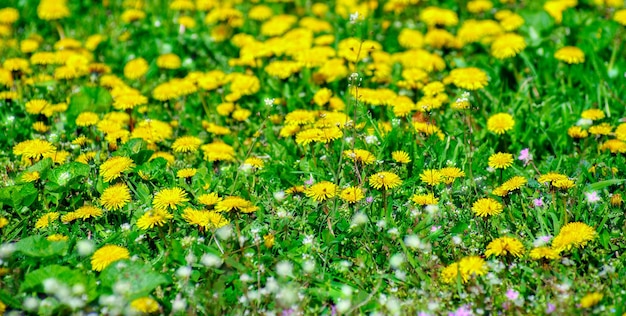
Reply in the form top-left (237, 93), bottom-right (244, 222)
top-left (0, 0), bottom-right (626, 315)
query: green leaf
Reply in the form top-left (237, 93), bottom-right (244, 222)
top-left (0, 290), bottom-right (22, 309)
top-left (67, 86), bottom-right (112, 124)
top-left (99, 260), bottom-right (170, 300)
top-left (450, 222), bottom-right (468, 235)
top-left (44, 162), bottom-right (91, 192)
top-left (15, 236), bottom-right (68, 257)
top-left (598, 230), bottom-right (610, 250)
top-left (19, 158), bottom-right (54, 182)
top-left (20, 265), bottom-right (98, 301)
top-left (0, 183), bottom-right (38, 208)
top-left (588, 179), bottom-right (626, 191)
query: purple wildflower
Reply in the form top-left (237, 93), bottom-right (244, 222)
top-left (518, 148), bottom-right (532, 166)
top-left (506, 289), bottom-right (519, 301)
top-left (449, 305), bottom-right (472, 316)
top-left (585, 191), bottom-right (601, 203)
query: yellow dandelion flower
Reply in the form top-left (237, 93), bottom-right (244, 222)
top-left (156, 53), bottom-right (181, 69)
top-left (61, 212), bottom-right (79, 223)
top-left (100, 183), bottom-right (131, 211)
top-left (441, 262), bottom-right (461, 284)
top-left (177, 168), bottom-right (197, 178)
top-left (37, 0), bottom-right (70, 20)
top-left (137, 209), bottom-right (173, 230)
top-left (419, 169), bottom-right (442, 186)
top-left (339, 186), bottom-right (365, 203)
top-left (487, 113), bottom-right (515, 134)
top-left (21, 171), bottom-right (40, 183)
top-left (0, 217), bottom-right (8, 229)
top-left (13, 139), bottom-right (56, 161)
top-left (369, 171), bottom-right (403, 190)
top-left (488, 152), bottom-right (514, 169)
top-left (35, 212), bottom-right (59, 229)
top-left (448, 67), bottom-right (489, 90)
top-left (25, 99), bottom-right (49, 115)
top-left (152, 187), bottom-right (189, 210)
top-left (581, 109), bottom-right (605, 121)
top-left (264, 234), bottom-right (275, 248)
top-left (343, 149), bottom-right (376, 165)
top-left (130, 297), bottom-right (160, 314)
top-left (529, 247), bottom-right (560, 260)
top-left (472, 198), bottom-right (503, 217)
top-left (485, 236), bottom-right (525, 258)
top-left (75, 112), bottom-right (100, 127)
top-left (610, 193), bottom-right (623, 207)
top-left (124, 58), bottom-right (149, 80)
top-left (197, 192), bottom-right (222, 206)
top-left (305, 181), bottom-right (338, 202)
top-left (214, 196), bottom-right (258, 213)
top-left (100, 156), bottom-right (135, 182)
top-left (580, 292), bottom-right (603, 309)
top-left (392, 151), bottom-right (411, 164)
top-left (553, 178), bottom-right (575, 190)
top-left (439, 167), bottom-right (465, 184)
top-left (411, 193), bottom-right (439, 206)
top-left (554, 46), bottom-right (585, 64)
top-left (537, 172), bottom-right (568, 184)
top-left (614, 9), bottom-right (626, 25)
top-left (182, 208), bottom-right (229, 229)
top-left (74, 205), bottom-right (103, 220)
top-left (91, 245), bottom-right (130, 272)
top-left (491, 33), bottom-right (526, 59)
top-left (459, 256), bottom-right (488, 280)
top-left (552, 222), bottom-right (596, 252)
top-left (243, 157), bottom-right (264, 169)
top-left (568, 126), bottom-right (588, 139)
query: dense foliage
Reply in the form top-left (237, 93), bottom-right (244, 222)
top-left (0, 0), bottom-right (626, 315)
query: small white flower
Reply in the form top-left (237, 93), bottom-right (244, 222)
top-left (273, 191), bottom-right (286, 201)
top-left (276, 260), bottom-right (294, 278)
top-left (576, 118), bottom-right (593, 127)
top-left (336, 299), bottom-right (352, 313)
top-left (302, 260), bottom-right (316, 273)
top-left (302, 234), bottom-right (315, 246)
top-left (171, 295), bottom-right (187, 312)
top-left (350, 212), bottom-right (368, 228)
top-left (365, 135), bottom-right (378, 144)
top-left (341, 285), bottom-right (353, 297)
top-left (201, 253), bottom-right (223, 268)
top-left (0, 243), bottom-right (15, 260)
top-left (76, 240), bottom-right (95, 256)
top-left (389, 253), bottom-right (404, 269)
top-left (176, 266), bottom-right (192, 279)
top-left (23, 297), bottom-right (40, 312)
top-left (404, 235), bottom-right (421, 249)
top-left (349, 11), bottom-right (359, 23)
top-left (240, 274), bottom-right (252, 283)
top-left (216, 225), bottom-right (233, 240)
top-left (452, 236), bottom-right (462, 245)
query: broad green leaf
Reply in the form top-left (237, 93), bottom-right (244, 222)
top-left (99, 260), bottom-right (170, 300)
top-left (67, 86), bottom-right (112, 123)
top-left (20, 265), bottom-right (98, 301)
top-left (15, 236), bottom-right (68, 257)
top-left (44, 162), bottom-right (91, 192)
top-left (588, 179), bottom-right (626, 191)
top-left (0, 183), bottom-right (38, 208)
